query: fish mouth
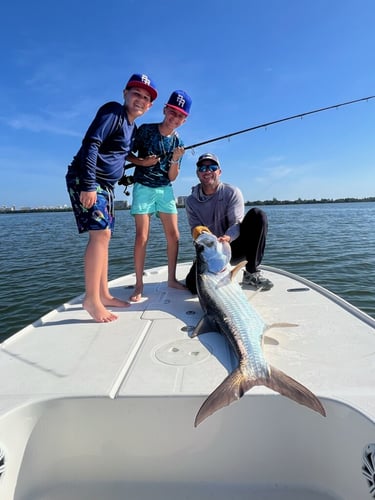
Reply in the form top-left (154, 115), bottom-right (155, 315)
top-left (195, 233), bottom-right (217, 249)
top-left (192, 225), bottom-right (211, 241)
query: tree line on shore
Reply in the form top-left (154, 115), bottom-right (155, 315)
top-left (1, 196), bottom-right (374, 214)
top-left (244, 196), bottom-right (375, 206)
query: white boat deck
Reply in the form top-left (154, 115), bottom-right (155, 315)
top-left (1, 263), bottom-right (375, 499)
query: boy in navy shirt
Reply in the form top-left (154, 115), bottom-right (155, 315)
top-left (66, 73), bottom-right (157, 322)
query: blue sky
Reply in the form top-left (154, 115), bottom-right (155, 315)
top-left (1, 0), bottom-right (375, 208)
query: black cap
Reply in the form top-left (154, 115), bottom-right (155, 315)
top-left (196, 153), bottom-right (220, 167)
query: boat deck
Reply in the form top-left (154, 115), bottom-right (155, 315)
top-left (1, 263), bottom-right (374, 412)
top-left (1, 263), bottom-right (375, 499)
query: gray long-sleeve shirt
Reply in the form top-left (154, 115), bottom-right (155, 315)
top-left (185, 182), bottom-right (244, 242)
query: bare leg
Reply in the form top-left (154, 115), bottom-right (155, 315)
top-left (130, 214), bottom-right (151, 302)
top-left (83, 229), bottom-right (119, 322)
top-left (159, 212), bottom-right (186, 290)
top-left (98, 233), bottom-right (130, 309)
top-left (83, 229), bottom-right (129, 322)
top-left (100, 249), bottom-right (130, 307)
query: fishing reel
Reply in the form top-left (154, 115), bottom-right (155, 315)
top-left (118, 167), bottom-right (135, 196)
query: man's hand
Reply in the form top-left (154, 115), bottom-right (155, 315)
top-left (218, 235), bottom-right (231, 243)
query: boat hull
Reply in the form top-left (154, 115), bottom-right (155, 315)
top-left (1, 395), bottom-right (374, 500)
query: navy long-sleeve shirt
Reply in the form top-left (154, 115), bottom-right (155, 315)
top-left (66, 101), bottom-right (136, 191)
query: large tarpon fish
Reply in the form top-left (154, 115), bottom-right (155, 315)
top-left (192, 226), bottom-right (326, 427)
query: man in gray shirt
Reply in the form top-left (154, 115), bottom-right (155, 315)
top-left (185, 152), bottom-right (273, 293)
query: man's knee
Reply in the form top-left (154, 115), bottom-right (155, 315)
top-left (247, 207), bottom-right (267, 220)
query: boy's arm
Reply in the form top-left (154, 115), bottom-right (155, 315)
top-left (126, 152), bottom-right (160, 167)
top-left (79, 103), bottom-right (121, 191)
top-left (168, 146), bottom-right (185, 181)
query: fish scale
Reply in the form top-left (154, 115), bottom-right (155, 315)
top-left (201, 270), bottom-right (267, 375)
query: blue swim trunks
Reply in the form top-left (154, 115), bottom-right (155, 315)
top-left (130, 183), bottom-right (177, 216)
top-left (67, 181), bottom-right (115, 233)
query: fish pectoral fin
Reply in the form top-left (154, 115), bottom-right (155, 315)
top-left (230, 261), bottom-right (247, 282)
top-left (194, 367), bottom-right (256, 427)
top-left (262, 322), bottom-right (299, 339)
top-left (266, 366), bottom-right (326, 417)
top-left (266, 322), bottom-right (299, 329)
top-left (191, 315), bottom-right (217, 337)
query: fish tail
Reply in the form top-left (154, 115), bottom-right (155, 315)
top-left (194, 365), bottom-right (326, 427)
top-left (265, 365), bottom-right (326, 417)
top-left (194, 367), bottom-right (258, 427)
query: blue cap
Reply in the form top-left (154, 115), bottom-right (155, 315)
top-left (166, 90), bottom-right (192, 116)
top-left (125, 73), bottom-right (158, 101)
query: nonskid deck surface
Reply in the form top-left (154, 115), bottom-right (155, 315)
top-left (0, 262), bottom-right (374, 413)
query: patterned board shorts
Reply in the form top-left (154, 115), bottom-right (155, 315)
top-left (130, 183), bottom-right (177, 216)
top-left (67, 182), bottom-right (115, 234)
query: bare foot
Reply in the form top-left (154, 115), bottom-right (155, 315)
top-left (101, 296), bottom-right (131, 308)
top-left (168, 280), bottom-right (187, 291)
top-left (129, 285), bottom-right (143, 302)
top-left (83, 298), bottom-right (118, 323)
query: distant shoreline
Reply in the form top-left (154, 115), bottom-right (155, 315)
top-left (1, 197), bottom-right (374, 214)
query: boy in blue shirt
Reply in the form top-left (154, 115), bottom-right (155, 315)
top-left (66, 73), bottom-right (157, 322)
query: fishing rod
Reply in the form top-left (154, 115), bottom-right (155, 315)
top-left (119, 94), bottom-right (375, 194)
top-left (184, 94), bottom-right (375, 151)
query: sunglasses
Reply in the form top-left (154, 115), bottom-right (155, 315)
top-left (197, 164), bottom-right (219, 172)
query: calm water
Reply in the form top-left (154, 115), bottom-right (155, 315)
top-left (1, 203), bottom-right (374, 342)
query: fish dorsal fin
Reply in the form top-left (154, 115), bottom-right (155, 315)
top-left (230, 261), bottom-right (247, 281)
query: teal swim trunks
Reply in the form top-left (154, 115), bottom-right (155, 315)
top-left (130, 183), bottom-right (177, 215)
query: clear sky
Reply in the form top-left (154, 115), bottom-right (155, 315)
top-left (1, 0), bottom-right (375, 208)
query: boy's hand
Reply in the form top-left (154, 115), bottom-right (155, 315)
top-left (171, 146), bottom-right (185, 163)
top-left (140, 154), bottom-right (160, 166)
top-left (80, 191), bottom-right (97, 209)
